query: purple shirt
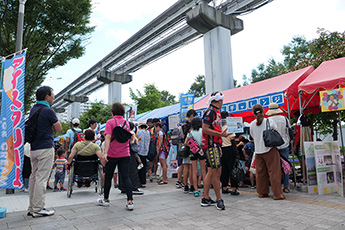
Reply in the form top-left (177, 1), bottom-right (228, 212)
top-left (104, 115), bottom-right (130, 158)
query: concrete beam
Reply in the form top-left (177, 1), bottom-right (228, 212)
top-left (97, 70), bottom-right (132, 84)
top-left (186, 2), bottom-right (243, 35)
top-left (63, 93), bottom-right (89, 103)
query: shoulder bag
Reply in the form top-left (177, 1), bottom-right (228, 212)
top-left (263, 119), bottom-right (284, 147)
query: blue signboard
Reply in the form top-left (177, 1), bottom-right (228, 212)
top-left (180, 93), bottom-right (194, 121)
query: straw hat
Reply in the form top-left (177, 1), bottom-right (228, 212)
top-left (138, 120), bottom-right (147, 127)
top-left (266, 103), bottom-right (283, 116)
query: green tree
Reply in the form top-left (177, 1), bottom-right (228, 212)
top-left (188, 75), bottom-right (206, 97)
top-left (0, 0), bottom-right (94, 112)
top-left (54, 121), bottom-right (70, 138)
top-left (160, 90), bottom-right (176, 107)
top-left (250, 59), bottom-right (285, 83)
top-left (130, 84), bottom-right (176, 114)
top-left (78, 101), bottom-right (112, 129)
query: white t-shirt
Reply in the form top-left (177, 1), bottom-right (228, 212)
top-left (268, 115), bottom-right (290, 150)
top-left (249, 118), bottom-right (278, 154)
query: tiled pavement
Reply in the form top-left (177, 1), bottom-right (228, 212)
top-left (2, 181), bottom-right (345, 230)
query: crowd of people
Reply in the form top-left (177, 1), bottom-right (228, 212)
top-left (24, 86), bottom-right (294, 218)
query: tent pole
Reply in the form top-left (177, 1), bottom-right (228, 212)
top-left (299, 92), bottom-right (306, 186)
top-left (338, 111), bottom-right (345, 157)
top-left (287, 96), bottom-right (296, 188)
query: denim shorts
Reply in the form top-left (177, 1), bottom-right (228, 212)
top-left (54, 171), bottom-right (65, 183)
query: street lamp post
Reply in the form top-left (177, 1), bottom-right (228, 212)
top-left (6, 0), bottom-right (27, 195)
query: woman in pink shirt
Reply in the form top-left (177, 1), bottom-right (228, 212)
top-left (96, 102), bottom-right (134, 211)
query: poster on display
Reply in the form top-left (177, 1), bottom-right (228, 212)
top-left (167, 145), bottom-right (178, 177)
top-left (180, 93), bottom-right (194, 121)
top-left (125, 105), bottom-right (137, 122)
top-left (304, 142), bottom-right (318, 194)
top-left (168, 114), bottom-right (180, 130)
top-left (0, 51), bottom-right (26, 189)
top-left (313, 141), bottom-right (343, 196)
top-left (226, 117), bottom-right (244, 133)
top-left (320, 88), bottom-right (345, 112)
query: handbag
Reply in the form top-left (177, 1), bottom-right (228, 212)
top-left (280, 154), bottom-right (292, 174)
top-left (178, 144), bottom-right (190, 158)
top-left (186, 136), bottom-right (201, 154)
top-left (232, 160), bottom-right (244, 182)
top-left (263, 119), bottom-right (284, 147)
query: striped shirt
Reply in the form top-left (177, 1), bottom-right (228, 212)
top-left (55, 158), bottom-right (67, 173)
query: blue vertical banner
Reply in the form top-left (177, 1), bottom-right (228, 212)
top-left (180, 93), bottom-right (194, 121)
top-left (0, 51), bottom-right (26, 189)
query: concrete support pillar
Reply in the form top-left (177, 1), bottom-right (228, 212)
top-left (204, 26), bottom-right (234, 94)
top-left (71, 102), bottom-right (81, 119)
top-left (108, 82), bottom-right (122, 104)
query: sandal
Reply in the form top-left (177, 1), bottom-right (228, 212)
top-left (273, 194), bottom-right (286, 200)
top-left (158, 181), bottom-right (168, 185)
top-left (283, 187), bottom-right (290, 193)
top-left (258, 194), bottom-right (269, 198)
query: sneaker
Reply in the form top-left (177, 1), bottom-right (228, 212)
top-left (53, 187), bottom-right (59, 192)
top-left (46, 186), bottom-right (53, 190)
top-left (24, 188), bottom-right (29, 193)
top-left (126, 201), bottom-right (134, 211)
top-left (200, 197), bottom-right (216, 207)
top-left (60, 187), bottom-right (67, 191)
top-left (32, 208), bottom-right (55, 217)
top-left (114, 184), bottom-right (119, 188)
top-left (132, 189), bottom-right (144, 195)
top-left (216, 199), bottom-right (225, 210)
top-left (222, 189), bottom-right (231, 194)
top-left (149, 177), bottom-right (153, 182)
top-left (194, 191), bottom-right (200, 197)
top-left (137, 163), bottom-right (144, 170)
top-left (251, 184), bottom-right (256, 189)
top-left (231, 190), bottom-right (240, 196)
top-left (96, 198), bottom-right (110, 207)
top-left (175, 181), bottom-right (182, 189)
top-left (184, 185), bottom-right (189, 193)
top-left (27, 212), bottom-right (33, 217)
top-left (189, 186), bottom-right (195, 194)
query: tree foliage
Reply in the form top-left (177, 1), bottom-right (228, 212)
top-left (0, 0), bottom-right (94, 112)
top-left (188, 75), bottom-right (206, 97)
top-left (54, 121), bottom-right (70, 138)
top-left (130, 84), bottom-right (177, 114)
top-left (78, 102), bottom-right (112, 129)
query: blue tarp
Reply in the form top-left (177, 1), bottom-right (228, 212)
top-left (136, 96), bottom-right (206, 122)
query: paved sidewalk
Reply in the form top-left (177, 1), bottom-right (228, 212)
top-left (2, 181), bottom-right (345, 230)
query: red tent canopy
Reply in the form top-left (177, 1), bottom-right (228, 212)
top-left (298, 57), bottom-right (345, 111)
top-left (194, 66), bottom-right (314, 122)
top-left (299, 57), bottom-right (345, 93)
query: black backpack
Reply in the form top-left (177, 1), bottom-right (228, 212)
top-left (111, 119), bottom-right (132, 143)
top-left (25, 106), bottom-right (44, 144)
top-left (147, 129), bottom-right (157, 161)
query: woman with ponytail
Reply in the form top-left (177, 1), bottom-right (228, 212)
top-left (249, 104), bottom-right (285, 200)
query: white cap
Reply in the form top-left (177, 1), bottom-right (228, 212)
top-left (72, 118), bottom-right (80, 125)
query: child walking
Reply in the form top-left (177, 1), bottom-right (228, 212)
top-left (53, 149), bottom-right (68, 191)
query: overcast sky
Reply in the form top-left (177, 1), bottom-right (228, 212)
top-left (44, 0), bottom-right (345, 105)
